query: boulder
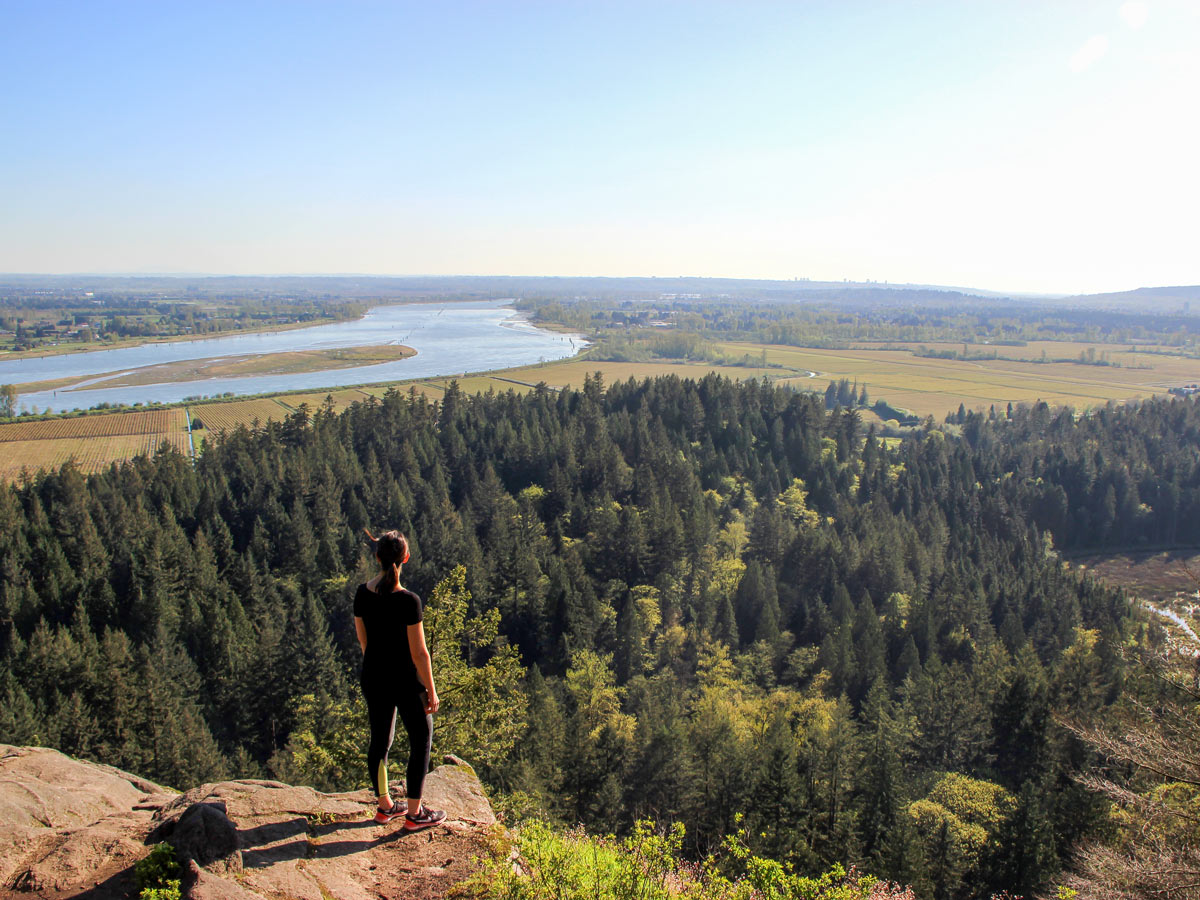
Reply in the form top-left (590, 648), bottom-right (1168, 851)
top-left (150, 801), bottom-right (242, 873)
top-left (0, 744), bottom-right (177, 898)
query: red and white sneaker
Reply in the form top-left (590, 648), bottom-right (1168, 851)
top-left (373, 801), bottom-right (404, 824)
top-left (403, 807), bottom-right (446, 832)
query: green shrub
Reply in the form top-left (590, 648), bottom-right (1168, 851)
top-left (453, 818), bottom-right (912, 900)
top-left (135, 842), bottom-right (181, 900)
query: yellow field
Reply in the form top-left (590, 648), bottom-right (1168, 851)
top-left (0, 408), bottom-right (186, 441)
top-left (354, 386), bottom-right (396, 402)
top-left (705, 342), bottom-right (1200, 417)
top-left (400, 344), bottom-right (1200, 419)
top-left (0, 409), bottom-right (190, 480)
top-left (410, 376), bottom-right (540, 398)
top-left (186, 398), bottom-right (291, 433)
top-left (852, 339), bottom-right (1197, 366)
top-left (276, 389), bottom-right (378, 413)
top-left (489, 359), bottom-right (779, 390)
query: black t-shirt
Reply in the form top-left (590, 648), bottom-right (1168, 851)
top-left (353, 582), bottom-right (423, 691)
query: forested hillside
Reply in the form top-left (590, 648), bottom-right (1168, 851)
top-left (951, 399), bottom-right (1200, 548)
top-left (4, 377), bottom-right (1195, 897)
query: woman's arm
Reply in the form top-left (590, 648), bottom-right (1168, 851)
top-left (407, 622), bottom-right (439, 714)
top-left (355, 616), bottom-right (368, 654)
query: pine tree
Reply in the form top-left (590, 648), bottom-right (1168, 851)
top-left (751, 711), bottom-right (804, 862)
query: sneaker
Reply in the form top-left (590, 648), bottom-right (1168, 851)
top-left (373, 801), bottom-right (404, 824)
top-left (404, 807), bottom-right (446, 832)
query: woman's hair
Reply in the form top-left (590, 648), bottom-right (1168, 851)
top-left (364, 528), bottom-right (410, 593)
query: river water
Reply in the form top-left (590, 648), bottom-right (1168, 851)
top-left (3, 301), bottom-right (586, 414)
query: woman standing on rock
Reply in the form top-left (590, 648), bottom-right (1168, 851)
top-left (354, 529), bottom-right (446, 831)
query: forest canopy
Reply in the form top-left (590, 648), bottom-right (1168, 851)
top-left (3, 376), bottom-right (1197, 897)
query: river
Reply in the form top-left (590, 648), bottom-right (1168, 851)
top-left (2, 301), bottom-right (586, 414)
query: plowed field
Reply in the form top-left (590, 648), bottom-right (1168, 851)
top-left (187, 399), bottom-right (291, 433)
top-left (0, 408), bottom-right (185, 441)
top-left (276, 389), bottom-right (376, 413)
top-left (0, 412), bottom-right (190, 480)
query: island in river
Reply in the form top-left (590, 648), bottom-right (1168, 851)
top-left (16, 344), bottom-right (416, 393)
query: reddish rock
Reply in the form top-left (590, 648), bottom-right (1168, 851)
top-left (0, 744), bottom-right (176, 898)
top-left (150, 762), bottom-right (496, 899)
top-left (0, 746), bottom-right (497, 900)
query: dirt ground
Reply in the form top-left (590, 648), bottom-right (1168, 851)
top-left (1068, 549), bottom-right (1200, 599)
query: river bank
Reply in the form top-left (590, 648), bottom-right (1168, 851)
top-left (0, 311), bottom-right (368, 361)
top-left (2, 300), bottom-right (587, 414)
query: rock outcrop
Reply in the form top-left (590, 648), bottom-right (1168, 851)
top-left (0, 744), bottom-right (497, 900)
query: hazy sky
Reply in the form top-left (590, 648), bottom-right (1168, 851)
top-left (2, 1), bottom-right (1196, 294)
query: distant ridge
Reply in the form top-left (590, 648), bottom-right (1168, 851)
top-left (0, 273), bottom-right (1034, 303)
top-left (5, 273), bottom-right (1197, 312)
top-left (1066, 285), bottom-right (1200, 310)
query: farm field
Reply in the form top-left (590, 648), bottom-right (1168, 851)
top-left (0, 408), bottom-right (190, 480)
top-left (485, 341), bottom-right (1198, 418)
top-left (275, 388), bottom-right (378, 414)
top-left (851, 339), bottom-right (1197, 366)
top-left (488, 359), bottom-right (780, 390)
top-left (188, 398), bottom-right (292, 433)
top-left (189, 389), bottom-right (384, 438)
top-left (407, 376), bottom-right (541, 399)
top-left (721, 342), bottom-right (1200, 417)
top-left (0, 407), bottom-right (186, 441)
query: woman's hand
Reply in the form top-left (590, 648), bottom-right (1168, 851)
top-left (425, 690), bottom-right (440, 715)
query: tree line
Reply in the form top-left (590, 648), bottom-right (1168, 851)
top-left (519, 297), bottom-right (1200, 351)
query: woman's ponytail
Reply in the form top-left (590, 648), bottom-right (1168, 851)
top-left (365, 527), bottom-right (409, 593)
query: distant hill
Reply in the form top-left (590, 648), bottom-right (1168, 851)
top-left (1064, 285), bottom-right (1200, 312)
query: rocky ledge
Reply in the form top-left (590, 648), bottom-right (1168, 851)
top-left (0, 745), bottom-right (497, 900)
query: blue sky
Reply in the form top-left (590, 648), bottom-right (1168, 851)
top-left (1, 1), bottom-right (1196, 293)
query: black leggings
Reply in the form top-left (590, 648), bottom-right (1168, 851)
top-left (363, 684), bottom-right (432, 800)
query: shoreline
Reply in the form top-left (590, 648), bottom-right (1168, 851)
top-left (0, 308), bottom-right (382, 362)
top-left (0, 314), bottom-right (357, 362)
top-left (0, 296), bottom-right (537, 362)
top-left (0, 342), bottom-right (594, 424)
